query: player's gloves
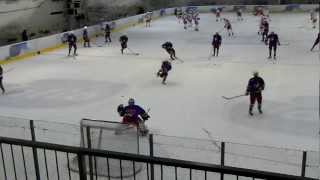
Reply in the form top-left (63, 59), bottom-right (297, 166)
top-left (245, 92), bottom-right (249, 96)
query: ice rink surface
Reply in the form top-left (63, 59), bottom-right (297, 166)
top-left (0, 12), bottom-right (319, 151)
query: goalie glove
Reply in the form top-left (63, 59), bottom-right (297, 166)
top-left (117, 104), bottom-right (125, 117)
top-left (141, 113), bottom-right (150, 121)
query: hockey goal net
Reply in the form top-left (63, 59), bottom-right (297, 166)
top-left (71, 118), bottom-right (145, 178)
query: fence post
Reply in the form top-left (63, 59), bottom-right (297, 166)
top-left (149, 134), bottom-right (154, 180)
top-left (301, 151), bottom-right (307, 177)
top-left (220, 142), bottom-right (225, 180)
top-left (86, 127), bottom-right (94, 180)
top-left (30, 120), bottom-right (41, 180)
top-left (78, 153), bottom-right (87, 180)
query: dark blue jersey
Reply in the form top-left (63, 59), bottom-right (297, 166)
top-left (123, 105), bottom-right (146, 119)
top-left (266, 33), bottom-right (280, 46)
top-left (246, 77), bottom-right (265, 94)
top-left (68, 34), bottom-right (77, 44)
top-left (119, 35), bottom-right (128, 43)
top-left (212, 34), bottom-right (222, 46)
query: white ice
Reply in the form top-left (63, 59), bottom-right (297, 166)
top-left (0, 12), bottom-right (319, 153)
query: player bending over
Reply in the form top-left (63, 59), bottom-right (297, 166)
top-left (162, 41), bottom-right (177, 60)
top-left (157, 60), bottom-right (172, 85)
top-left (117, 98), bottom-right (150, 136)
top-left (246, 71), bottom-right (265, 116)
top-left (266, 32), bottom-right (280, 59)
top-left (119, 35), bottom-right (128, 54)
top-left (212, 32), bottom-right (222, 57)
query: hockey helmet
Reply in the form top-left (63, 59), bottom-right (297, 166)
top-left (253, 71), bottom-right (259, 76)
top-left (128, 98), bottom-right (135, 105)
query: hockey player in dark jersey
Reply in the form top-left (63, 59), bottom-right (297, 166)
top-left (83, 26), bottom-right (90, 47)
top-left (157, 60), bottom-right (172, 85)
top-left (223, 18), bottom-right (234, 36)
top-left (261, 20), bottom-right (269, 42)
top-left (105, 24), bottom-right (112, 43)
top-left (117, 98), bottom-right (150, 135)
top-left (266, 32), bottom-right (280, 59)
top-left (212, 32), bottom-right (222, 57)
top-left (0, 65), bottom-right (5, 94)
top-left (236, 9), bottom-right (243, 21)
top-left (162, 41), bottom-right (177, 60)
top-left (310, 33), bottom-right (319, 51)
top-left (245, 71), bottom-right (265, 116)
top-left (119, 35), bottom-right (128, 54)
top-left (67, 31), bottom-right (77, 56)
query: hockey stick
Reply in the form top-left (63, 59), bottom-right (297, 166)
top-left (202, 128), bottom-right (221, 151)
top-left (222, 94), bottom-right (246, 100)
top-left (4, 67), bottom-right (15, 74)
top-left (174, 57), bottom-right (184, 63)
top-left (127, 47), bottom-right (140, 56)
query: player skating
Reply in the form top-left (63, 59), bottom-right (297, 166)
top-left (175, 8), bottom-right (183, 23)
top-left (105, 24), bottom-right (112, 43)
top-left (182, 12), bottom-right (188, 29)
top-left (212, 32), bottom-right (222, 57)
top-left (236, 9), bottom-right (243, 21)
top-left (223, 18), bottom-right (234, 36)
top-left (245, 71), bottom-right (265, 116)
top-left (162, 41), bottom-right (177, 60)
top-left (0, 65), bottom-right (5, 94)
top-left (67, 31), bottom-right (77, 56)
top-left (310, 10), bottom-right (318, 29)
top-left (310, 33), bottom-right (319, 51)
top-left (265, 32), bottom-right (280, 59)
top-left (117, 98), bottom-right (150, 136)
top-left (119, 35), bottom-right (128, 54)
top-left (193, 11), bottom-right (200, 31)
top-left (216, 9), bottom-right (221, 22)
top-left (83, 26), bottom-right (90, 47)
top-left (145, 11), bottom-right (152, 27)
top-left (261, 19), bottom-right (269, 42)
top-left (157, 60), bottom-right (172, 85)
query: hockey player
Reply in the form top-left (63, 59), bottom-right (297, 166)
top-left (266, 31), bottom-right (280, 59)
top-left (182, 13), bottom-right (188, 29)
top-left (117, 98), bottom-right (150, 135)
top-left (310, 10), bottom-right (318, 29)
top-left (162, 41), bottom-right (177, 60)
top-left (0, 65), bottom-right (5, 94)
top-left (223, 18), bottom-right (234, 36)
top-left (212, 32), bottom-right (222, 57)
top-left (187, 13), bottom-right (193, 27)
top-left (83, 26), bottom-right (90, 47)
top-left (236, 9), bottom-right (243, 21)
top-left (311, 33), bottom-right (320, 51)
top-left (105, 24), bottom-right (112, 43)
top-left (145, 11), bottom-right (152, 27)
top-left (193, 12), bottom-right (200, 31)
top-left (67, 31), bottom-right (77, 56)
top-left (157, 60), bottom-right (172, 85)
top-left (216, 9), bottom-right (221, 22)
top-left (261, 20), bottom-right (269, 42)
top-left (245, 71), bottom-right (265, 116)
top-left (119, 35), bottom-right (128, 54)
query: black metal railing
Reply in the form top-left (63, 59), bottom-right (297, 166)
top-left (0, 136), bottom-right (317, 180)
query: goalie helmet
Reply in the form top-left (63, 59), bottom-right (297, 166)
top-left (128, 98), bottom-right (135, 105)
